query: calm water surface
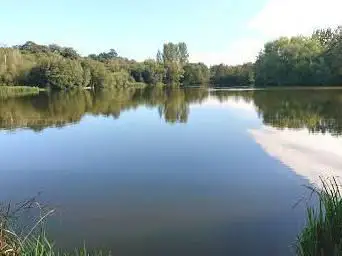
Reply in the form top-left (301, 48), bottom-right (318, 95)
top-left (1, 88), bottom-right (342, 255)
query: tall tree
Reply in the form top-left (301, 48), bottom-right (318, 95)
top-left (161, 42), bottom-right (189, 86)
top-left (178, 42), bottom-right (189, 64)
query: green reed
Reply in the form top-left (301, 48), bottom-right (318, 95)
top-left (0, 199), bottom-right (109, 256)
top-left (297, 177), bottom-right (342, 256)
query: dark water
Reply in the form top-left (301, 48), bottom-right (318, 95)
top-left (1, 87), bottom-right (342, 255)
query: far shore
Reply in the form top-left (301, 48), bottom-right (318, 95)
top-left (208, 86), bottom-right (342, 91)
top-left (3, 85), bottom-right (342, 95)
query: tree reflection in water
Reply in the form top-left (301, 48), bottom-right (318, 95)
top-left (1, 87), bottom-right (342, 136)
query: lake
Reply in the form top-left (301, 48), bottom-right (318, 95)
top-left (1, 87), bottom-right (342, 255)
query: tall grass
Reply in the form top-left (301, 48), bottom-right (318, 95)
top-left (0, 198), bottom-right (54, 256)
top-left (0, 86), bottom-right (41, 99)
top-left (296, 177), bottom-right (342, 256)
top-left (0, 199), bottom-right (109, 256)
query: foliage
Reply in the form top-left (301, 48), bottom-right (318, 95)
top-left (210, 63), bottom-right (254, 87)
top-left (0, 48), bottom-right (35, 86)
top-left (88, 49), bottom-right (118, 62)
top-left (296, 177), bottom-right (342, 256)
top-left (129, 59), bottom-right (164, 85)
top-left (255, 26), bottom-right (342, 87)
top-left (0, 41), bottom-right (195, 90)
top-left (182, 63), bottom-right (210, 85)
top-left (160, 42), bottom-right (189, 86)
top-left (43, 59), bottom-right (86, 89)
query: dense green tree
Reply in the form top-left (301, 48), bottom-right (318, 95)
top-left (324, 26), bottom-right (342, 84)
top-left (161, 42), bottom-right (189, 86)
top-left (164, 62), bottom-right (184, 86)
top-left (141, 59), bottom-right (164, 85)
top-left (312, 28), bottom-right (334, 47)
top-left (130, 62), bottom-right (145, 82)
top-left (60, 47), bottom-right (80, 59)
top-left (129, 60), bottom-right (164, 85)
top-left (88, 49), bottom-right (118, 62)
top-left (0, 42), bottom-right (162, 89)
top-left (0, 47), bottom-right (36, 86)
top-left (45, 59), bottom-right (85, 89)
top-left (178, 42), bottom-right (189, 65)
top-left (19, 42), bottom-right (80, 59)
top-left (182, 63), bottom-right (209, 85)
top-left (82, 59), bottom-right (115, 89)
top-left (254, 26), bottom-right (342, 87)
top-left (19, 41), bottom-right (50, 54)
top-left (210, 63), bottom-right (254, 87)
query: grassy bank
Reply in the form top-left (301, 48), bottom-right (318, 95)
top-left (0, 86), bottom-right (43, 99)
top-left (296, 177), bottom-right (342, 255)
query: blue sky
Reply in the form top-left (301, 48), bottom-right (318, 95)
top-left (1, 0), bottom-right (341, 65)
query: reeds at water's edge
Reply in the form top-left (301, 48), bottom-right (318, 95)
top-left (1, 177), bottom-right (342, 255)
top-left (0, 198), bottom-right (110, 256)
top-left (296, 177), bottom-right (342, 256)
top-left (0, 86), bottom-right (41, 99)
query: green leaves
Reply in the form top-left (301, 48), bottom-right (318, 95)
top-left (210, 63), bottom-right (254, 87)
top-left (161, 42), bottom-right (189, 86)
top-left (255, 26), bottom-right (342, 87)
top-left (183, 63), bottom-right (209, 85)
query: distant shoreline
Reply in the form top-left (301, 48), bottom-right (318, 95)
top-left (208, 86), bottom-right (342, 91)
top-left (0, 86), bottom-right (45, 98)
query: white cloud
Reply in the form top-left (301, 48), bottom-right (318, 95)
top-left (192, 0), bottom-right (342, 66)
top-left (249, 0), bottom-right (342, 38)
top-left (250, 126), bottom-right (342, 185)
top-left (190, 38), bottom-right (264, 66)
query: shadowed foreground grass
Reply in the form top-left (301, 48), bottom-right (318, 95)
top-left (296, 177), bottom-right (342, 256)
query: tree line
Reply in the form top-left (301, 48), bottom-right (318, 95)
top-left (212, 25), bottom-right (342, 87)
top-left (0, 41), bottom-right (209, 89)
top-left (0, 25), bottom-right (341, 88)
top-left (255, 26), bottom-right (342, 86)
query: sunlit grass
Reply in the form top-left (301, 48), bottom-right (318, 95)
top-left (296, 177), bottom-right (342, 256)
top-left (0, 86), bottom-right (42, 98)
